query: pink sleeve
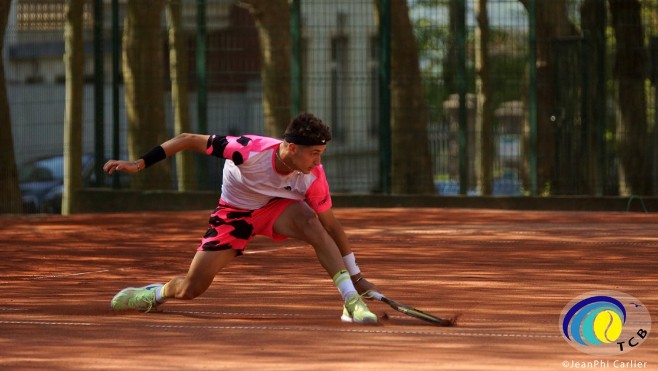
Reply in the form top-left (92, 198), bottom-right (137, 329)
top-left (206, 135), bottom-right (281, 165)
top-left (305, 166), bottom-right (332, 213)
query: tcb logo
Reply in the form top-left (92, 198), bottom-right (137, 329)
top-left (559, 290), bottom-right (651, 355)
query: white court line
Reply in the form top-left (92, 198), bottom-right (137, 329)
top-left (0, 314), bottom-right (560, 339)
top-left (21, 269), bottom-right (112, 281)
top-left (167, 311), bottom-right (443, 322)
top-left (0, 269), bottom-right (112, 284)
top-left (165, 310), bottom-right (303, 317)
top-left (166, 310), bottom-right (501, 325)
top-left (0, 244), bottom-right (305, 285)
top-left (0, 320), bottom-right (93, 326)
top-left (245, 245), bottom-right (307, 254)
top-left (146, 323), bottom-right (560, 339)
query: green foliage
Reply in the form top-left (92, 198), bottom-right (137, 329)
top-left (410, 0), bottom-right (528, 124)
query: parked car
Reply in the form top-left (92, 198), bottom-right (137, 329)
top-left (18, 153), bottom-right (127, 213)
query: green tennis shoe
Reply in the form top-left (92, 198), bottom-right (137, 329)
top-left (341, 294), bottom-right (378, 324)
top-left (110, 283), bottom-right (163, 313)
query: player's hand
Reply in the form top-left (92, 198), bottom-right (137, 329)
top-left (352, 275), bottom-right (377, 297)
top-left (103, 160), bottom-right (141, 175)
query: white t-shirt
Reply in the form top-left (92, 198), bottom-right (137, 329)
top-left (205, 134), bottom-right (332, 213)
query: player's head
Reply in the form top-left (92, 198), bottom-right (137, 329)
top-left (281, 113), bottom-right (331, 174)
top-left (283, 113), bottom-right (332, 146)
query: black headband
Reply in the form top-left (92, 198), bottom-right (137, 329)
top-left (284, 135), bottom-right (329, 146)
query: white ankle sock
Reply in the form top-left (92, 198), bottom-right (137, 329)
top-left (155, 284), bottom-right (168, 304)
top-left (332, 269), bottom-right (358, 301)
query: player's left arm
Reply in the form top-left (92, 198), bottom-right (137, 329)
top-left (317, 208), bottom-right (377, 295)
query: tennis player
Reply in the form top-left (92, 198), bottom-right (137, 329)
top-left (103, 113), bottom-right (378, 324)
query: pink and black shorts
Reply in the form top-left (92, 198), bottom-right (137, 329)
top-left (198, 198), bottom-right (296, 255)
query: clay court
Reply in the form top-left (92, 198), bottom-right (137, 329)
top-left (1, 208), bottom-right (656, 370)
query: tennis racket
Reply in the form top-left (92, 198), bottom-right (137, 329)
top-left (369, 291), bottom-right (454, 326)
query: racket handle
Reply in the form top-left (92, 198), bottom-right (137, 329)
top-left (368, 290), bottom-right (384, 300)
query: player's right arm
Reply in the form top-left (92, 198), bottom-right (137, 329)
top-left (103, 133), bottom-right (210, 175)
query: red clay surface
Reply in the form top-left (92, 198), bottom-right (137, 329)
top-left (1, 208), bottom-right (657, 370)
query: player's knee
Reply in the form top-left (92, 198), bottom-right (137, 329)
top-left (295, 210), bottom-right (320, 229)
top-left (297, 215), bottom-right (327, 243)
top-left (280, 202), bottom-right (326, 242)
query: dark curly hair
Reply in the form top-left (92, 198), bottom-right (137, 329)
top-left (283, 113), bottom-right (332, 146)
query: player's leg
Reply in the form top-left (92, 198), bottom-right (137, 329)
top-left (112, 202), bottom-right (247, 313)
top-left (272, 202), bottom-right (377, 324)
top-left (111, 249), bottom-right (236, 312)
top-left (274, 202), bottom-right (344, 275)
top-left (161, 249), bottom-right (237, 300)
top-left (160, 202), bottom-right (249, 301)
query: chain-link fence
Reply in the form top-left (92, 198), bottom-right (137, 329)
top-left (3, 0), bottom-right (657, 213)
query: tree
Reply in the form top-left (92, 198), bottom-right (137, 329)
top-left (444, 0), bottom-right (459, 100)
top-left (518, 0), bottom-right (579, 195)
top-left (165, 0), bottom-right (195, 191)
top-left (609, 0), bottom-right (651, 195)
top-left (123, 0), bottom-right (171, 190)
top-left (410, 0), bottom-right (452, 122)
top-left (239, 0), bottom-right (291, 137)
top-left (475, 0), bottom-right (494, 195)
top-left (62, 0), bottom-right (85, 215)
top-left (0, 0), bottom-right (21, 213)
top-left (580, 0), bottom-right (607, 195)
top-left (387, 0), bottom-right (435, 194)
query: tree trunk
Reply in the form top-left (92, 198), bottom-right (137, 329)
top-left (239, 0), bottom-right (291, 137)
top-left (609, 0), bottom-right (650, 195)
top-left (580, 0), bottom-right (606, 195)
top-left (519, 0), bottom-right (579, 195)
top-left (123, 0), bottom-right (171, 190)
top-left (0, 0), bottom-right (21, 214)
top-left (388, 0), bottom-right (435, 194)
top-left (166, 0), bottom-right (195, 191)
top-left (475, 0), bottom-right (494, 195)
top-left (442, 0), bottom-right (458, 97)
top-left (62, 0), bottom-right (85, 215)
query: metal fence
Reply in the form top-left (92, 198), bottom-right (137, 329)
top-left (3, 0), bottom-right (658, 213)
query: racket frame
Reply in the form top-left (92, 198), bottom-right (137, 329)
top-left (370, 291), bottom-right (452, 326)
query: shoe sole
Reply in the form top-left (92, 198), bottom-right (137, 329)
top-left (341, 313), bottom-right (378, 324)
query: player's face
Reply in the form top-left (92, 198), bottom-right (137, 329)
top-left (291, 144), bottom-right (326, 174)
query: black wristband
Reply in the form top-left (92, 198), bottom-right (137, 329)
top-left (140, 145), bottom-right (166, 168)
